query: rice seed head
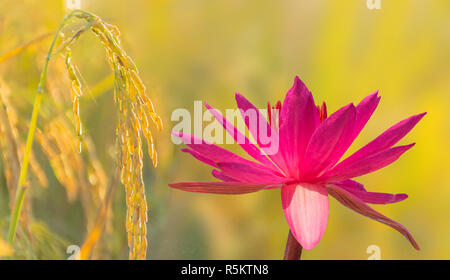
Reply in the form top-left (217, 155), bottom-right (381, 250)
top-left (58, 11), bottom-right (162, 259)
top-left (64, 48), bottom-right (83, 153)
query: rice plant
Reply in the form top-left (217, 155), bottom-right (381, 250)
top-left (4, 10), bottom-right (162, 260)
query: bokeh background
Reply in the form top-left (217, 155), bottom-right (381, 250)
top-left (0, 0), bottom-right (449, 259)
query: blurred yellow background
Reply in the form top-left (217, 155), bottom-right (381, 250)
top-left (0, 0), bottom-right (449, 259)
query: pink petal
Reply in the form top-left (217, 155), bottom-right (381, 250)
top-left (334, 179), bottom-right (366, 191)
top-left (281, 183), bottom-right (329, 250)
top-left (211, 169), bottom-right (238, 182)
top-left (301, 103), bottom-right (356, 180)
top-left (217, 162), bottom-right (286, 184)
top-left (333, 180), bottom-right (408, 204)
top-left (352, 91), bottom-right (381, 139)
top-left (279, 77), bottom-right (320, 177)
top-left (174, 132), bottom-right (275, 172)
top-left (182, 148), bottom-right (217, 168)
top-left (318, 143), bottom-right (415, 183)
top-left (337, 113), bottom-right (426, 168)
top-left (326, 184), bottom-right (420, 250)
top-left (235, 92), bottom-right (287, 173)
top-left (300, 92), bottom-right (379, 179)
top-left (169, 181), bottom-right (276, 194)
top-left (204, 102), bottom-right (278, 171)
top-left (174, 132), bottom-right (243, 161)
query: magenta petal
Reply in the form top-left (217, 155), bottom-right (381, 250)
top-left (318, 143), bottom-right (415, 183)
top-left (182, 149), bottom-right (217, 168)
top-left (217, 162), bottom-right (286, 184)
top-left (211, 169), bottom-right (239, 182)
top-left (279, 77), bottom-right (320, 177)
top-left (174, 132), bottom-right (271, 172)
top-left (301, 103), bottom-right (356, 180)
top-left (353, 91), bottom-right (380, 139)
top-left (334, 179), bottom-right (366, 191)
top-left (235, 92), bottom-right (287, 173)
top-left (281, 183), bottom-right (329, 250)
top-left (333, 180), bottom-right (408, 204)
top-left (326, 184), bottom-right (420, 250)
top-left (233, 93), bottom-right (276, 147)
top-left (174, 132), bottom-right (243, 161)
top-left (338, 113), bottom-right (426, 168)
top-left (204, 102), bottom-right (277, 171)
top-left (169, 181), bottom-right (275, 194)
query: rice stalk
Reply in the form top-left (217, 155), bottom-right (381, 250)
top-left (0, 32), bottom-right (52, 64)
top-left (2, 62), bottom-right (109, 237)
top-left (0, 84), bottom-right (39, 244)
top-left (6, 13), bottom-right (63, 244)
top-left (0, 10), bottom-right (108, 259)
top-left (7, 10), bottom-right (162, 260)
top-left (0, 83), bottom-right (49, 190)
top-left (1, 78), bottom-right (111, 256)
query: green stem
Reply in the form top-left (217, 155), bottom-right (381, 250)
top-left (7, 10), bottom-right (80, 244)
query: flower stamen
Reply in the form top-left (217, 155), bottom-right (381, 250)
top-left (268, 100), bottom-right (282, 128)
top-left (318, 102), bottom-right (327, 123)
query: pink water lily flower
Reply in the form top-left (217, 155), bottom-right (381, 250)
top-left (170, 76), bottom-right (424, 254)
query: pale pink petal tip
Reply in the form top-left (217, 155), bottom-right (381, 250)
top-left (281, 184), bottom-right (329, 250)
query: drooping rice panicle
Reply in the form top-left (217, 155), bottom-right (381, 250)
top-left (59, 11), bottom-right (162, 259)
top-left (5, 10), bottom-right (161, 259)
top-left (54, 23), bottom-right (91, 56)
top-left (64, 48), bottom-right (83, 153)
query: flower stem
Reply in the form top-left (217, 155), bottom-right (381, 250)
top-left (283, 230), bottom-right (302, 260)
top-left (7, 10), bottom-right (79, 244)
